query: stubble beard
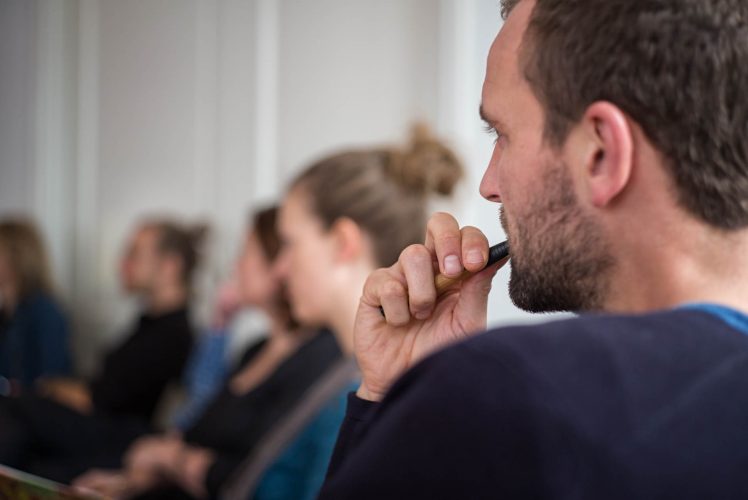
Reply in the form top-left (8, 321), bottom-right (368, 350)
top-left (501, 161), bottom-right (615, 313)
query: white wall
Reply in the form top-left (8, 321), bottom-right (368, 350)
top-left (0, 1), bottom-right (36, 216)
top-left (276, 0), bottom-right (439, 177)
top-left (0, 0), bottom-right (557, 373)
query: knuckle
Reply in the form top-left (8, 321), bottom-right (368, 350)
top-left (462, 226), bottom-right (487, 242)
top-left (381, 280), bottom-right (407, 300)
top-left (437, 233), bottom-right (461, 249)
top-left (427, 211), bottom-right (455, 230)
top-left (432, 211), bottom-right (454, 220)
top-left (400, 244), bottom-right (430, 263)
top-left (364, 269), bottom-right (392, 295)
top-left (363, 270), bottom-right (383, 291)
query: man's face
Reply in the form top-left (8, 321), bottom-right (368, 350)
top-left (119, 227), bottom-right (162, 294)
top-left (479, 0), bottom-right (613, 312)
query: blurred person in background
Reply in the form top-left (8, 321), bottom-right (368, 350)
top-left (0, 218), bottom-right (203, 481)
top-left (36, 219), bottom-right (204, 420)
top-left (76, 126), bottom-right (464, 500)
top-left (74, 206), bottom-right (341, 499)
top-left (225, 125), bottom-right (464, 500)
top-left (0, 217), bottom-right (73, 395)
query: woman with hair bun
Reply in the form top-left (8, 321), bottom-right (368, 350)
top-left (227, 124), bottom-right (464, 500)
top-left (74, 125), bottom-right (464, 500)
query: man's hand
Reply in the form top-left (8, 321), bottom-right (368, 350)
top-left (354, 213), bottom-right (508, 402)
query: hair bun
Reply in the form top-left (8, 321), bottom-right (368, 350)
top-left (385, 123), bottom-right (464, 196)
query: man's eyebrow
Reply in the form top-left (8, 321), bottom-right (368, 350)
top-left (479, 104), bottom-right (504, 130)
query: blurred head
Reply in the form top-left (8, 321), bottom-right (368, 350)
top-left (479, 0), bottom-right (748, 313)
top-left (119, 219), bottom-right (207, 297)
top-left (0, 218), bottom-right (54, 300)
top-left (276, 125), bottom-right (464, 325)
top-left (237, 207), bottom-right (286, 314)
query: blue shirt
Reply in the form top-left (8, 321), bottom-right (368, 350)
top-left (171, 328), bottom-right (230, 430)
top-left (0, 292), bottom-right (72, 392)
top-left (681, 303), bottom-right (748, 335)
top-left (254, 380), bottom-right (359, 500)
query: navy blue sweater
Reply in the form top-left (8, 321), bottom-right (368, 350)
top-left (319, 310), bottom-right (748, 499)
top-left (0, 293), bottom-right (72, 390)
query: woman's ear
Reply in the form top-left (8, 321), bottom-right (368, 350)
top-left (576, 101), bottom-right (635, 208)
top-left (330, 217), bottom-right (365, 263)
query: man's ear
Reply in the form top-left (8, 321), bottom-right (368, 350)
top-left (330, 217), bottom-right (364, 263)
top-left (576, 101), bottom-right (634, 208)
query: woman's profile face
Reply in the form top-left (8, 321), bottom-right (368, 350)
top-left (275, 188), bottom-right (337, 325)
top-left (237, 230), bottom-right (279, 307)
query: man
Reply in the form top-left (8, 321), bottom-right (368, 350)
top-left (319, 0), bottom-right (748, 498)
top-left (0, 219), bottom-right (200, 481)
top-left (38, 220), bottom-right (200, 420)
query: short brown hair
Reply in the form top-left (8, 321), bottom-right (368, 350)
top-left (0, 218), bottom-right (55, 299)
top-left (291, 124), bottom-right (464, 267)
top-left (142, 220), bottom-right (208, 286)
top-left (501, 0), bottom-right (748, 229)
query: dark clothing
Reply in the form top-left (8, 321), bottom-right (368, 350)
top-left (320, 309), bottom-right (748, 500)
top-left (0, 307), bottom-right (193, 483)
top-left (186, 329), bottom-right (342, 497)
top-left (90, 307), bottom-right (194, 420)
top-left (130, 329), bottom-right (343, 500)
top-left (0, 293), bottom-right (72, 392)
top-left (0, 393), bottom-right (149, 480)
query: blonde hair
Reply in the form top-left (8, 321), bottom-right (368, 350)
top-left (291, 124), bottom-right (464, 267)
top-left (0, 218), bottom-right (55, 299)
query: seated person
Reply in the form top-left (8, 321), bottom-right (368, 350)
top-left (317, 2), bottom-right (748, 498)
top-left (236, 126), bottom-right (464, 500)
top-left (74, 206), bottom-right (342, 498)
top-left (81, 127), bottom-right (465, 500)
top-left (0, 218), bottom-right (73, 394)
top-left (0, 218), bottom-right (202, 480)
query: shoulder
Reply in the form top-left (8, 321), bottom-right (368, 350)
top-left (21, 293), bottom-right (66, 318)
top-left (383, 309), bottom-right (743, 424)
top-left (441, 308), bottom-right (740, 368)
top-left (18, 293), bottom-right (69, 331)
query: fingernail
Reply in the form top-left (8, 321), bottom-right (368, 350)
top-left (444, 255), bottom-right (462, 276)
top-left (465, 249), bottom-right (484, 266)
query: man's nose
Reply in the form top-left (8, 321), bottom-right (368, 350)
top-left (479, 146), bottom-right (502, 203)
